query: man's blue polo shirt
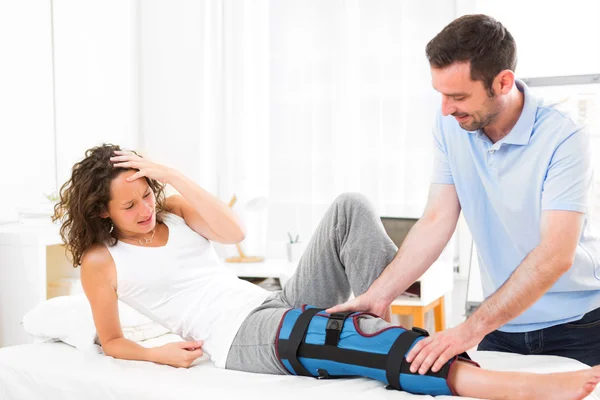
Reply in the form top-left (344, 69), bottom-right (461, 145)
top-left (432, 80), bottom-right (600, 332)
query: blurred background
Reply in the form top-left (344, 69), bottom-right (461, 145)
top-left (0, 0), bottom-right (599, 340)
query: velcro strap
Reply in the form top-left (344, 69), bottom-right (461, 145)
top-left (325, 312), bottom-right (353, 346)
top-left (385, 328), bottom-right (428, 391)
top-left (282, 307), bottom-right (323, 376)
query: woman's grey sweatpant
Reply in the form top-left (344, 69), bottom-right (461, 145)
top-left (225, 193), bottom-right (399, 374)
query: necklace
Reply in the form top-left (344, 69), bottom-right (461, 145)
top-left (138, 228), bottom-right (156, 245)
top-left (117, 228), bottom-right (157, 245)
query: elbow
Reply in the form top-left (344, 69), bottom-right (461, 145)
top-left (101, 342), bottom-right (115, 358)
top-left (234, 227), bottom-right (246, 244)
top-left (556, 258), bottom-right (574, 274)
top-left (542, 252), bottom-right (574, 276)
top-left (222, 226), bottom-right (246, 244)
top-left (100, 337), bottom-right (121, 358)
top-left (234, 221), bottom-right (247, 243)
top-left (420, 212), bottom-right (458, 239)
top-left (102, 346), bottom-right (114, 358)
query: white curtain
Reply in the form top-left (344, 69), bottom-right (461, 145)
top-left (0, 0), bottom-right (55, 221)
top-left (137, 0), bottom-right (457, 254)
top-left (137, 0), bottom-right (456, 254)
top-left (138, 0), bottom-right (271, 198)
top-left (53, 0), bottom-right (137, 188)
top-left (232, 0), bottom-right (457, 248)
top-left (138, 0), bottom-right (224, 194)
top-left (0, 0), bottom-right (135, 221)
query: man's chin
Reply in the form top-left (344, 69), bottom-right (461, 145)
top-left (459, 122), bottom-right (481, 131)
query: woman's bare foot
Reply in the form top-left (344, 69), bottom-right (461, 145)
top-left (522, 366), bottom-right (600, 400)
top-left (450, 361), bottom-right (600, 400)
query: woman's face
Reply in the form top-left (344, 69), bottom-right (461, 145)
top-left (104, 170), bottom-right (157, 236)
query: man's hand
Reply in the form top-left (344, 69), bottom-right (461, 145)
top-left (326, 292), bottom-right (390, 317)
top-left (405, 322), bottom-right (482, 374)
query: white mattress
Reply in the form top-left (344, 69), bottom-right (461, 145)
top-left (0, 334), bottom-right (598, 400)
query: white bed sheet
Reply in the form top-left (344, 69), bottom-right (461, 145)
top-left (0, 334), bottom-right (598, 400)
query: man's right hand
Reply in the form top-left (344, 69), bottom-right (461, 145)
top-left (326, 292), bottom-right (390, 317)
top-left (151, 340), bottom-right (205, 368)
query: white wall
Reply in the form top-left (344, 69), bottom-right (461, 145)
top-left (136, 1), bottom-right (457, 259)
top-left (475, 0), bottom-right (600, 78)
top-left (0, 0), bottom-right (137, 221)
top-left (0, 1), bottom-right (55, 221)
top-left (53, 0), bottom-right (137, 187)
top-left (137, 0), bottom-right (223, 196)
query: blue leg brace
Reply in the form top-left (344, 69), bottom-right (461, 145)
top-left (276, 306), bottom-right (478, 396)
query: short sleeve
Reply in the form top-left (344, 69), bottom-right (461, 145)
top-left (541, 129), bottom-right (593, 213)
top-left (431, 113), bottom-right (454, 185)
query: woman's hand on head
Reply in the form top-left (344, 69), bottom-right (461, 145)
top-left (151, 340), bottom-right (205, 368)
top-left (110, 150), bottom-right (177, 185)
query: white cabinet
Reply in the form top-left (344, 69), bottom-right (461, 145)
top-left (0, 222), bottom-right (75, 348)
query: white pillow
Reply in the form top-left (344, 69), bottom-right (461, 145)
top-left (22, 294), bottom-right (171, 354)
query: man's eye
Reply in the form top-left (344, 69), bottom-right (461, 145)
top-left (454, 97), bottom-right (466, 101)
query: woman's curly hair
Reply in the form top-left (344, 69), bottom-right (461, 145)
top-left (52, 144), bottom-right (167, 267)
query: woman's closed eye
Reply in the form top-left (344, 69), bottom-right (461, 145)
top-left (124, 192), bottom-right (151, 210)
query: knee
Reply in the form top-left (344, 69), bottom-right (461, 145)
top-left (333, 193), bottom-right (376, 217)
top-left (334, 192), bottom-right (370, 209)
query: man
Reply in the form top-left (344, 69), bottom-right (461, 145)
top-left (328, 14), bottom-right (600, 373)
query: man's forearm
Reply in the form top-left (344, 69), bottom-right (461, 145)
top-left (466, 245), bottom-right (571, 336)
top-left (370, 214), bottom-right (457, 307)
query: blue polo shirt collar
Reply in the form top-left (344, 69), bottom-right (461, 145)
top-left (501, 80), bottom-right (537, 146)
top-left (470, 79), bottom-right (537, 147)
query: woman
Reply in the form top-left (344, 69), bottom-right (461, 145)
top-left (53, 144), bottom-right (599, 399)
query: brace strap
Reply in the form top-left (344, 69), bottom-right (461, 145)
top-left (385, 327), bottom-right (471, 391)
top-left (280, 307), bottom-right (323, 376)
top-left (279, 307), bottom-right (470, 387)
top-left (325, 312), bottom-right (353, 346)
top-left (385, 328), bottom-right (428, 391)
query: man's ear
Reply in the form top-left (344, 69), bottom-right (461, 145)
top-left (495, 69), bottom-right (515, 95)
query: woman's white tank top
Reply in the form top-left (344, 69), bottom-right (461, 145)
top-left (105, 212), bottom-right (270, 368)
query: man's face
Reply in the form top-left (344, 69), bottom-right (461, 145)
top-left (431, 62), bottom-right (501, 131)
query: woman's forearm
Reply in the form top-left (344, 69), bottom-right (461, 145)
top-left (168, 171), bottom-right (246, 242)
top-left (102, 337), bottom-right (157, 362)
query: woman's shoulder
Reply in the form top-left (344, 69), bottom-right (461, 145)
top-left (81, 243), bottom-right (115, 273)
top-left (161, 210), bottom-right (185, 225)
top-left (80, 243), bottom-right (118, 290)
top-left (162, 195), bottom-right (187, 224)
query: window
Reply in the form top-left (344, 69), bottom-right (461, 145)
top-left (525, 77), bottom-right (600, 229)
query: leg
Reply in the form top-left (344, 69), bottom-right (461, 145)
top-left (541, 307), bottom-right (600, 366)
top-left (225, 296), bottom-right (290, 375)
top-left (478, 329), bottom-right (529, 355)
top-left (276, 307), bottom-right (600, 399)
top-left (450, 361), bottom-right (600, 400)
top-left (480, 307), bottom-right (600, 365)
top-left (228, 304), bottom-right (600, 400)
top-left (280, 193), bottom-right (397, 308)
top-left (277, 310), bottom-right (463, 395)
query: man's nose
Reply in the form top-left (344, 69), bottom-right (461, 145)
top-left (441, 96), bottom-right (456, 116)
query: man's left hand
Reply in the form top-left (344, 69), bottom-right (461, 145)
top-left (405, 322), bottom-right (482, 374)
